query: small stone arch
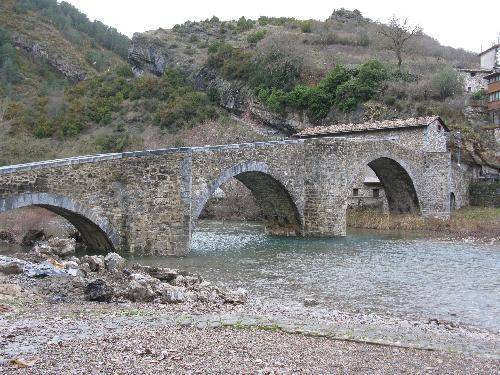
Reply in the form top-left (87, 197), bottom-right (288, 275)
top-left (193, 161), bottom-right (302, 236)
top-left (0, 193), bottom-right (120, 252)
top-left (350, 155), bottom-right (421, 214)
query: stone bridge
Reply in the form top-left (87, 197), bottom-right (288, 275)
top-left (0, 119), bottom-right (471, 255)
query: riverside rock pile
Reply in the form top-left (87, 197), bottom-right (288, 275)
top-left (0, 238), bottom-right (247, 306)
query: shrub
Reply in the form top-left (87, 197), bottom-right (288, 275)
top-left (85, 50), bottom-right (106, 72)
top-left (0, 28), bottom-right (22, 84)
top-left (319, 65), bottom-right (352, 94)
top-left (471, 89), bottom-right (487, 100)
top-left (257, 60), bottom-right (388, 118)
top-left (115, 64), bottom-right (134, 78)
top-left (236, 16), bottom-right (255, 32)
top-left (249, 50), bottom-right (301, 91)
top-left (356, 32), bottom-right (370, 46)
top-left (247, 30), bottom-right (267, 44)
top-left (95, 132), bottom-right (129, 152)
top-left (207, 42), bottom-right (252, 80)
top-left (154, 91), bottom-right (217, 130)
top-left (299, 20), bottom-right (313, 33)
top-left (432, 66), bottom-right (463, 99)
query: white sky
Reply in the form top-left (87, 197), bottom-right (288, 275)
top-left (63, 0), bottom-right (499, 53)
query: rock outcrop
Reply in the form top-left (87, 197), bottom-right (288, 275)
top-left (12, 33), bottom-right (87, 82)
top-left (128, 29), bottom-right (303, 135)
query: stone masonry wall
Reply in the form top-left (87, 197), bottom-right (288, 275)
top-left (0, 127), bottom-right (465, 255)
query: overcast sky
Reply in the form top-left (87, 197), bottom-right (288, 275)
top-left (64, 0), bottom-right (499, 53)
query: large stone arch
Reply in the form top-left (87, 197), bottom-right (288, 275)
top-left (350, 154), bottom-right (421, 214)
top-left (0, 193), bottom-right (120, 252)
top-left (193, 161), bottom-right (303, 236)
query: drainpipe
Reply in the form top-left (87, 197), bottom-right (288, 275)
top-left (456, 131), bottom-right (461, 166)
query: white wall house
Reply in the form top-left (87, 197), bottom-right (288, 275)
top-left (479, 44), bottom-right (499, 70)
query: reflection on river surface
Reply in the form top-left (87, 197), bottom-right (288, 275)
top-left (133, 220), bottom-right (500, 332)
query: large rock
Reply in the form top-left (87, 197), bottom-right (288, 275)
top-left (12, 33), bottom-right (87, 82)
top-left (24, 260), bottom-right (71, 278)
top-left (224, 288), bottom-right (248, 304)
top-left (81, 255), bottom-right (106, 273)
top-left (85, 279), bottom-right (114, 302)
top-left (125, 273), bottom-right (159, 302)
top-left (0, 230), bottom-right (15, 243)
top-left (159, 285), bottom-right (186, 304)
top-left (104, 252), bottom-right (126, 271)
top-left (0, 256), bottom-right (25, 275)
top-left (141, 266), bottom-right (178, 282)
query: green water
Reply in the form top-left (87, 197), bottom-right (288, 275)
top-left (2, 220), bottom-right (499, 332)
top-left (134, 220), bottom-right (500, 332)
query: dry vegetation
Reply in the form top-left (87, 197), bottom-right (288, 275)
top-left (347, 207), bottom-right (500, 238)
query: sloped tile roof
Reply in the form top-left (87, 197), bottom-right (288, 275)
top-left (294, 116), bottom-right (445, 138)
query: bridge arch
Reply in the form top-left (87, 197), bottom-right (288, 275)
top-left (350, 155), bottom-right (421, 214)
top-left (193, 161), bottom-right (302, 236)
top-left (0, 193), bottom-right (120, 252)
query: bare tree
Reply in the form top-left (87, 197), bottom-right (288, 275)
top-left (378, 16), bottom-right (422, 71)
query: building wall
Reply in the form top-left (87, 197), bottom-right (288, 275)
top-left (480, 47), bottom-right (499, 70)
top-left (458, 70), bottom-right (489, 93)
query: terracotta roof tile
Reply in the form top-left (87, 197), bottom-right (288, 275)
top-left (294, 116), bottom-right (444, 137)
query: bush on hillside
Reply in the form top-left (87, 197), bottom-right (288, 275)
top-left (0, 27), bottom-right (22, 84)
top-left (207, 42), bottom-right (252, 80)
top-left (14, 0), bottom-right (130, 58)
top-left (256, 59), bottom-right (388, 119)
top-left (432, 66), bottom-right (463, 99)
top-left (247, 30), bottom-right (267, 44)
top-left (249, 49), bottom-right (302, 91)
top-left (471, 89), bottom-right (487, 100)
top-left (236, 17), bottom-right (255, 32)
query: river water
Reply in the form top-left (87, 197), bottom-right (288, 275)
top-left (2, 220), bottom-right (499, 332)
top-left (133, 220), bottom-right (500, 332)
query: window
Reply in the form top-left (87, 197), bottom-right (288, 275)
top-left (353, 188), bottom-right (359, 196)
top-left (467, 87), bottom-right (471, 92)
top-left (471, 72), bottom-right (476, 77)
top-left (489, 91), bottom-right (500, 102)
top-left (372, 188), bottom-right (380, 198)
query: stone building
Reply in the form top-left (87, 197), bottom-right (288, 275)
top-left (348, 166), bottom-right (388, 212)
top-left (458, 68), bottom-right (491, 94)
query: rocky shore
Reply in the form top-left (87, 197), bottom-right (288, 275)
top-left (1, 238), bottom-right (499, 373)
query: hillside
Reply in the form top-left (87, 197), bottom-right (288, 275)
top-left (0, 5), bottom-right (497, 168)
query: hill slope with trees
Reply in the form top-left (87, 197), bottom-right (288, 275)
top-left (0, 4), bottom-right (497, 169)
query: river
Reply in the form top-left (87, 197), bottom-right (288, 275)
top-left (2, 220), bottom-right (499, 333)
top-left (133, 220), bottom-right (500, 332)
